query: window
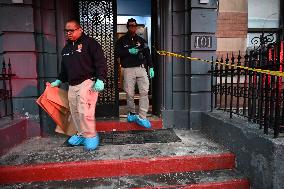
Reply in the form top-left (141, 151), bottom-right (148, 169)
top-left (247, 0), bottom-right (280, 48)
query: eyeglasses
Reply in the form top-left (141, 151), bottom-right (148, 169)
top-left (64, 28), bottom-right (80, 33)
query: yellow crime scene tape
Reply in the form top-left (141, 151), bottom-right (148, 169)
top-left (156, 50), bottom-right (284, 77)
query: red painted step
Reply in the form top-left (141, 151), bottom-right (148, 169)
top-left (0, 170), bottom-right (250, 188)
top-left (96, 118), bottom-right (163, 132)
top-left (0, 153), bottom-right (235, 184)
top-left (134, 179), bottom-right (250, 189)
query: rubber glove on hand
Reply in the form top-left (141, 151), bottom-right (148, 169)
top-left (92, 79), bottom-right (104, 92)
top-left (50, 79), bottom-right (62, 87)
top-left (149, 68), bottom-right (154, 79)
top-left (128, 47), bottom-right (139, 55)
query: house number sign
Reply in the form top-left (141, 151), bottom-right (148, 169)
top-left (194, 36), bottom-right (212, 48)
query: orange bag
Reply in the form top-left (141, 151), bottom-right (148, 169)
top-left (36, 83), bottom-right (77, 136)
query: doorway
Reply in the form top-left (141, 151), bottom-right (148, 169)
top-left (116, 0), bottom-right (154, 118)
top-left (75, 0), bottom-right (157, 119)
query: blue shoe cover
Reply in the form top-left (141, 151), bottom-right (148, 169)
top-left (84, 135), bottom-right (100, 151)
top-left (68, 135), bottom-right (85, 146)
top-left (127, 113), bottom-right (138, 122)
top-left (135, 117), bottom-right (151, 129)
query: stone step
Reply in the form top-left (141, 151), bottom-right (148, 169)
top-left (0, 129), bottom-right (236, 185)
top-left (1, 169), bottom-right (249, 189)
top-left (96, 117), bottom-right (163, 132)
top-left (0, 117), bottom-right (28, 156)
top-left (0, 117), bottom-right (162, 156)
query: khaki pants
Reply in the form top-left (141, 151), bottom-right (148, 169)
top-left (124, 66), bottom-right (149, 119)
top-left (68, 79), bottom-right (98, 138)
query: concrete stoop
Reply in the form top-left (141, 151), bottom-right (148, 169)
top-left (0, 117), bottom-right (163, 157)
top-left (0, 117), bottom-right (29, 156)
top-left (202, 111), bottom-right (284, 189)
top-left (0, 128), bottom-right (250, 188)
top-left (1, 170), bottom-right (249, 189)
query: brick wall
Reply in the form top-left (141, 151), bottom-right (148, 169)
top-left (216, 0), bottom-right (248, 60)
top-left (217, 12), bottom-right (247, 38)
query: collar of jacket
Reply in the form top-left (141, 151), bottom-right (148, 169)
top-left (125, 32), bottom-right (138, 39)
top-left (67, 33), bottom-right (88, 45)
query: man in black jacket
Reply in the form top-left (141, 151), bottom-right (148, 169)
top-left (115, 18), bottom-right (154, 128)
top-left (50, 19), bottom-right (107, 151)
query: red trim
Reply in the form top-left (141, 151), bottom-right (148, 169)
top-left (0, 153), bottom-right (234, 184)
top-left (133, 179), bottom-right (250, 189)
top-left (96, 119), bottom-right (163, 132)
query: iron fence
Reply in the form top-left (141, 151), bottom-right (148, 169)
top-left (210, 40), bottom-right (284, 138)
top-left (0, 59), bottom-right (14, 119)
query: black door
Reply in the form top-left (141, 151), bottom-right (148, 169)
top-left (77, 0), bottom-right (118, 118)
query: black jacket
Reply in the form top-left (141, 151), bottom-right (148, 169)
top-left (115, 32), bottom-right (153, 68)
top-left (58, 34), bottom-right (107, 86)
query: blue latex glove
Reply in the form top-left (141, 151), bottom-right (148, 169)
top-left (92, 79), bottom-right (104, 92)
top-left (128, 47), bottom-right (138, 55)
top-left (149, 68), bottom-right (154, 79)
top-left (50, 79), bottom-right (62, 87)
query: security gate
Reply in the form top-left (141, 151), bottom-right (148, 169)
top-left (77, 0), bottom-right (118, 118)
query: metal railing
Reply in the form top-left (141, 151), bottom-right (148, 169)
top-left (210, 40), bottom-right (284, 138)
top-left (0, 59), bottom-right (15, 119)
